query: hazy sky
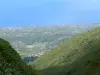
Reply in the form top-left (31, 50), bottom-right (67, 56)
top-left (0, 0), bottom-right (100, 27)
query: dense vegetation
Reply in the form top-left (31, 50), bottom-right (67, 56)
top-left (30, 27), bottom-right (100, 75)
top-left (0, 38), bottom-right (38, 75)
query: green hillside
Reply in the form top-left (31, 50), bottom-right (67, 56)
top-left (30, 27), bottom-right (100, 75)
top-left (0, 38), bottom-right (37, 75)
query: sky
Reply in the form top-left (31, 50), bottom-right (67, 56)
top-left (0, 0), bottom-right (100, 27)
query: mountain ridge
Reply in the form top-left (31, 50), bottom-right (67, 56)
top-left (31, 27), bottom-right (100, 75)
top-left (0, 38), bottom-right (37, 75)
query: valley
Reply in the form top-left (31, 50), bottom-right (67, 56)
top-left (1, 24), bottom-right (100, 75)
top-left (0, 24), bottom-right (100, 63)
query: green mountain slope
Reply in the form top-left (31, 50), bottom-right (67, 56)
top-left (30, 27), bottom-right (100, 75)
top-left (0, 38), bottom-right (37, 75)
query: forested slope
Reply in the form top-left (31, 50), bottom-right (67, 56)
top-left (31, 27), bottom-right (100, 75)
top-left (0, 38), bottom-right (37, 75)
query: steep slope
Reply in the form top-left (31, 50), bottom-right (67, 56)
top-left (0, 38), bottom-right (36, 75)
top-left (30, 27), bottom-right (100, 75)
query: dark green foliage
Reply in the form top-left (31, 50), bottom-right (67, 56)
top-left (30, 27), bottom-right (100, 75)
top-left (0, 38), bottom-right (37, 75)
